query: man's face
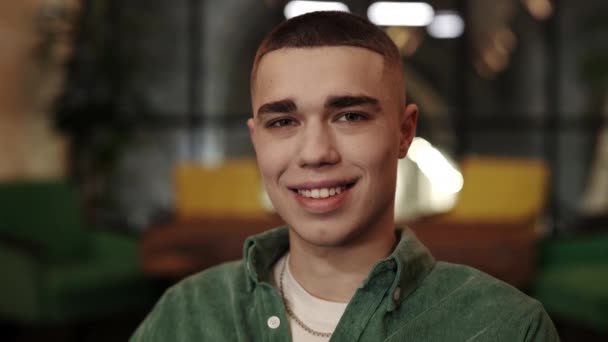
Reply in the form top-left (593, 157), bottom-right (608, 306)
top-left (248, 46), bottom-right (417, 247)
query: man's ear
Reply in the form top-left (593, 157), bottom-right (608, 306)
top-left (247, 117), bottom-right (256, 149)
top-left (399, 104), bottom-right (418, 158)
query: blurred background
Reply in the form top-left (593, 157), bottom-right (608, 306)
top-left (0, 0), bottom-right (607, 340)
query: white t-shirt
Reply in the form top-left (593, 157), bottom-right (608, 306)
top-left (273, 254), bottom-right (348, 342)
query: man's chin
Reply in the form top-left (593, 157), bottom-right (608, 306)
top-left (287, 221), bottom-right (364, 248)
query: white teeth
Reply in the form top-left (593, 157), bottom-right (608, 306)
top-left (297, 186), bottom-right (347, 199)
top-left (320, 188), bottom-right (329, 198)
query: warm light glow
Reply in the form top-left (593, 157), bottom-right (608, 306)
top-left (522, 0), bottom-right (553, 20)
top-left (481, 47), bottom-right (510, 73)
top-left (284, 1), bottom-right (349, 19)
top-left (474, 28), bottom-right (516, 79)
top-left (385, 26), bottom-right (423, 56)
top-left (493, 28), bottom-right (517, 54)
top-left (407, 137), bottom-right (464, 194)
top-left (474, 59), bottom-right (497, 80)
top-left (427, 10), bottom-right (464, 39)
top-left (367, 2), bottom-right (435, 27)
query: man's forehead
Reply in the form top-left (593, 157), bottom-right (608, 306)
top-left (253, 46), bottom-right (387, 90)
top-left (251, 46), bottom-right (405, 111)
top-left (255, 50), bottom-right (383, 92)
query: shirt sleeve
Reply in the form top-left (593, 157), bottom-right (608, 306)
top-left (523, 304), bottom-right (561, 342)
top-left (130, 288), bottom-right (182, 342)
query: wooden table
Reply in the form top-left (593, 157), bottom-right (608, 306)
top-left (140, 215), bottom-right (540, 288)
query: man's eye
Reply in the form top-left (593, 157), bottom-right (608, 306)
top-left (268, 118), bottom-right (296, 128)
top-left (338, 112), bottom-right (367, 122)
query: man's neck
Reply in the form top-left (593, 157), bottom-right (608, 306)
top-left (286, 221), bottom-right (397, 303)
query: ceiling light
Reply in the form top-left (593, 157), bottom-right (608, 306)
top-left (367, 2), bottom-right (435, 27)
top-left (284, 1), bottom-right (349, 19)
top-left (426, 10), bottom-right (464, 39)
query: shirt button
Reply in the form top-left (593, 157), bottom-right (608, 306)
top-left (393, 287), bottom-right (401, 301)
top-left (267, 316), bottom-right (281, 329)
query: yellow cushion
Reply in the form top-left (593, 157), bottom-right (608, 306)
top-left (443, 156), bottom-right (549, 222)
top-left (174, 159), bottom-right (267, 219)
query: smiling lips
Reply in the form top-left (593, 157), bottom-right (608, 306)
top-left (289, 180), bottom-right (357, 213)
top-left (297, 186), bottom-right (345, 199)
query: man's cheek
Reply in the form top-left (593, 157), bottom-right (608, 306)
top-left (352, 138), bottom-right (393, 163)
top-left (258, 147), bottom-right (288, 176)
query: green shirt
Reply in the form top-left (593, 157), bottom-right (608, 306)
top-left (131, 227), bottom-right (560, 341)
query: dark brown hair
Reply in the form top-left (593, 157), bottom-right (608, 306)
top-left (251, 11), bottom-right (404, 93)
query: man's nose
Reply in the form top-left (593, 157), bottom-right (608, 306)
top-left (296, 123), bottom-right (341, 168)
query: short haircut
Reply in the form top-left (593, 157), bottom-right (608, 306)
top-left (250, 11), bottom-right (405, 103)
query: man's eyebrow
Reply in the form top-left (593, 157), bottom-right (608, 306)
top-left (256, 99), bottom-right (297, 116)
top-left (325, 95), bottom-right (380, 110)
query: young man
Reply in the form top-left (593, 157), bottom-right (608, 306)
top-left (131, 11), bottom-right (559, 341)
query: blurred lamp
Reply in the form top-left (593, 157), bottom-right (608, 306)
top-left (367, 2), bottom-right (434, 27)
top-left (284, 1), bottom-right (349, 19)
top-left (407, 137), bottom-right (463, 194)
top-left (427, 10), bottom-right (464, 39)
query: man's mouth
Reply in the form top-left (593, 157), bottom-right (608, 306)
top-left (289, 181), bottom-right (357, 199)
top-left (296, 186), bottom-right (345, 199)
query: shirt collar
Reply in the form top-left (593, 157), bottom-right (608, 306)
top-left (243, 226), bottom-right (435, 311)
top-left (243, 226), bottom-right (290, 291)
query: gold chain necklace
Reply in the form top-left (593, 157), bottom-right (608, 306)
top-left (280, 258), bottom-right (333, 338)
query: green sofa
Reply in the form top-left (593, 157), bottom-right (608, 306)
top-left (0, 180), bottom-right (163, 324)
top-left (531, 233), bottom-right (608, 333)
